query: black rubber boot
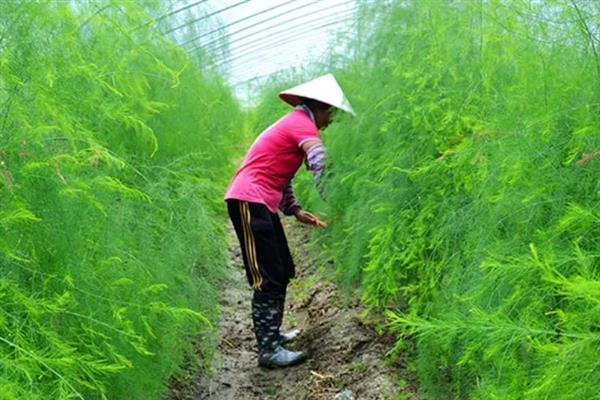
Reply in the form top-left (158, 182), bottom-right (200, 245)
top-left (252, 293), bottom-right (306, 368)
top-left (251, 294), bottom-right (280, 355)
top-left (258, 345), bottom-right (307, 369)
top-left (275, 296), bottom-right (301, 345)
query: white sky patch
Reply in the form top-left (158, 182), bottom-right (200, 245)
top-left (167, 0), bottom-right (358, 105)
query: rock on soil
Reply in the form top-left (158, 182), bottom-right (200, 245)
top-left (170, 221), bottom-right (418, 400)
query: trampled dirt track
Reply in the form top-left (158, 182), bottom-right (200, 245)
top-left (171, 221), bottom-right (417, 400)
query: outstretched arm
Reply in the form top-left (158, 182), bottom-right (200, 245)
top-left (279, 180), bottom-right (301, 216)
top-left (279, 180), bottom-right (326, 227)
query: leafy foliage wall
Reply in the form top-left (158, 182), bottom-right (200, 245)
top-left (0, 2), bottom-right (242, 399)
top-left (255, 1), bottom-right (600, 398)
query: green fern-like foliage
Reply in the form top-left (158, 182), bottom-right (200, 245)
top-left (252, 0), bottom-right (599, 398)
top-left (0, 1), bottom-right (242, 399)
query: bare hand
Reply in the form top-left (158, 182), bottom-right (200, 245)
top-left (294, 209), bottom-right (328, 228)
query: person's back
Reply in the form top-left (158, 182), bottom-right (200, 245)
top-left (225, 108), bottom-right (319, 213)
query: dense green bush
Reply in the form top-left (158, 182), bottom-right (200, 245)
top-left (254, 1), bottom-right (599, 398)
top-left (0, 2), bottom-right (242, 399)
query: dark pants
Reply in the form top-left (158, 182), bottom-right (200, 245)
top-left (227, 199), bottom-right (295, 297)
top-left (227, 199), bottom-right (296, 354)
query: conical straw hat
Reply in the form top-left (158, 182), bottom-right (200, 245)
top-left (279, 73), bottom-right (355, 115)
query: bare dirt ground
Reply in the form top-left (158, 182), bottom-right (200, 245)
top-left (170, 221), bottom-right (418, 400)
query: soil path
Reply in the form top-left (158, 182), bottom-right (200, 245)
top-left (171, 221), bottom-right (417, 400)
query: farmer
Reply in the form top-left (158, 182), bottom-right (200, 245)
top-left (224, 74), bottom-right (354, 368)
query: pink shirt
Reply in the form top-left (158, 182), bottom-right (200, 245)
top-left (224, 109), bottom-right (319, 213)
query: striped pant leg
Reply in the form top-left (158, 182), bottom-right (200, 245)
top-left (227, 199), bottom-right (289, 296)
top-left (227, 199), bottom-right (291, 353)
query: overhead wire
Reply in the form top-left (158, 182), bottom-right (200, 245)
top-left (209, 6), bottom-right (358, 64)
top-left (160, 0), bottom-right (360, 96)
top-left (227, 31), bottom-right (352, 85)
top-left (154, 0), bottom-right (210, 24)
top-left (163, 0), bottom-right (251, 35)
top-left (227, 23), bottom-right (355, 83)
top-left (186, 0), bottom-right (323, 51)
top-left (217, 14), bottom-right (357, 71)
top-left (187, 0), bottom-right (355, 53)
top-left (177, 0), bottom-right (299, 47)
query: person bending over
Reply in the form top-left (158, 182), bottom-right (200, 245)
top-left (224, 73), bottom-right (354, 368)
